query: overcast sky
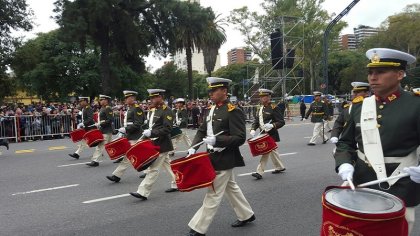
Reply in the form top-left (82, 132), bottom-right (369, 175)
top-left (21, 0), bottom-right (419, 69)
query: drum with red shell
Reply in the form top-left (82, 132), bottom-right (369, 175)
top-left (247, 133), bottom-right (278, 157)
top-left (70, 128), bottom-right (86, 143)
top-left (321, 186), bottom-right (407, 236)
top-left (126, 139), bottom-right (160, 172)
top-left (83, 129), bottom-right (104, 147)
top-left (170, 152), bottom-right (216, 192)
top-left (105, 138), bottom-right (131, 160)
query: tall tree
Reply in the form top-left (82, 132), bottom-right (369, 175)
top-left (202, 13), bottom-right (227, 76)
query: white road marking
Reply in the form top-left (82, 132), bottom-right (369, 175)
top-left (238, 152), bottom-right (297, 177)
top-left (83, 193), bottom-right (130, 204)
top-left (304, 136), bottom-right (312, 138)
top-left (58, 161), bottom-right (103, 167)
top-left (12, 184), bottom-right (79, 196)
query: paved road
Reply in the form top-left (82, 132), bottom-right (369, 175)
top-left (1, 118), bottom-right (419, 236)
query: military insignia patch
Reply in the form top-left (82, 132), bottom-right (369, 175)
top-left (387, 94), bottom-right (397, 102)
top-left (167, 115), bottom-right (173, 120)
top-left (109, 112), bottom-right (113, 115)
top-left (371, 52), bottom-right (381, 63)
top-left (227, 103), bottom-right (236, 112)
top-left (137, 112), bottom-right (143, 115)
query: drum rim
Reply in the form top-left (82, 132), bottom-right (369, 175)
top-left (170, 152), bottom-right (210, 165)
top-left (248, 133), bottom-right (270, 142)
top-left (325, 187), bottom-right (404, 214)
top-left (106, 137), bottom-right (129, 146)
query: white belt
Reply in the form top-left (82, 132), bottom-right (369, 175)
top-left (357, 150), bottom-right (418, 186)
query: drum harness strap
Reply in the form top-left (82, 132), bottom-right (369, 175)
top-left (258, 105), bottom-right (264, 130)
top-left (207, 105), bottom-right (225, 153)
top-left (360, 95), bottom-right (417, 188)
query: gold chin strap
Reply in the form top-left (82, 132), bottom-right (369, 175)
top-left (367, 62), bottom-right (401, 68)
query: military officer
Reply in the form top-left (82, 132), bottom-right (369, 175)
top-left (171, 98), bottom-right (192, 151)
top-left (86, 95), bottom-right (114, 167)
top-left (330, 82), bottom-right (370, 144)
top-left (322, 96), bottom-right (334, 132)
top-left (249, 88), bottom-right (286, 180)
top-left (186, 77), bottom-right (255, 236)
top-left (106, 90), bottom-right (145, 182)
top-left (69, 97), bottom-right (95, 159)
top-left (130, 89), bottom-right (176, 200)
top-left (304, 92), bottom-right (329, 145)
top-left (335, 48), bottom-right (420, 235)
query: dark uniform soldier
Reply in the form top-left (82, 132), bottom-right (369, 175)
top-left (186, 77), bottom-right (255, 236)
top-left (69, 97), bottom-right (95, 159)
top-left (130, 89), bottom-right (175, 200)
top-left (171, 98), bottom-right (192, 152)
top-left (322, 96), bottom-right (334, 132)
top-left (334, 48), bottom-right (420, 235)
top-left (87, 95), bottom-right (114, 167)
top-left (304, 92), bottom-right (329, 145)
top-left (330, 82), bottom-right (370, 144)
top-left (106, 90), bottom-right (145, 182)
top-left (249, 88), bottom-right (286, 180)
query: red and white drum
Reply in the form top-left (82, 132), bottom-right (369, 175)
top-left (83, 129), bottom-right (104, 147)
top-left (247, 133), bottom-right (277, 157)
top-left (321, 186), bottom-right (407, 236)
top-left (70, 128), bottom-right (86, 143)
top-left (105, 138), bottom-right (131, 160)
top-left (126, 140), bottom-right (160, 172)
top-left (170, 152), bottom-right (216, 192)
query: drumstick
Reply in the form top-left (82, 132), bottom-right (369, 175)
top-left (346, 177), bottom-right (355, 191)
top-left (136, 122), bottom-right (156, 142)
top-left (357, 173), bottom-right (409, 188)
top-left (174, 131), bottom-right (225, 154)
top-left (257, 119), bottom-right (272, 136)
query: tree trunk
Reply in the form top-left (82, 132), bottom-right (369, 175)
top-left (186, 38), bottom-right (193, 100)
top-left (99, 29), bottom-right (111, 95)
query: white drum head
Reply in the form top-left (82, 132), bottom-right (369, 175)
top-left (249, 133), bottom-right (268, 142)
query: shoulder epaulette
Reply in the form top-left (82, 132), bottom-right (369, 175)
top-left (135, 104), bottom-right (140, 108)
top-left (227, 103), bottom-right (236, 112)
top-left (271, 104), bottom-right (276, 109)
top-left (352, 96), bottom-right (364, 104)
top-left (413, 92), bottom-right (420, 97)
top-left (162, 105), bottom-right (167, 110)
top-left (343, 104), bottom-right (350, 108)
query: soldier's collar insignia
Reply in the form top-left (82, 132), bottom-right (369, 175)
top-left (387, 94), bottom-right (397, 102)
top-left (375, 90), bottom-right (400, 104)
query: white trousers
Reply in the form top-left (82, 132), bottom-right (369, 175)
top-left (112, 140), bottom-right (136, 178)
top-left (324, 120), bottom-right (332, 131)
top-left (188, 169), bottom-right (254, 234)
top-left (256, 149), bottom-right (285, 175)
top-left (75, 140), bottom-right (88, 155)
top-left (91, 134), bottom-right (112, 162)
top-left (309, 122), bottom-right (328, 144)
top-left (406, 207), bottom-right (415, 235)
top-left (172, 130), bottom-right (192, 151)
top-left (136, 152), bottom-right (171, 197)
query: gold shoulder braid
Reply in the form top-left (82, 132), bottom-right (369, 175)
top-left (135, 104), bottom-right (140, 108)
top-left (352, 96), bottom-right (364, 104)
top-left (414, 92), bottom-right (420, 97)
top-left (271, 104), bottom-right (276, 109)
top-left (343, 104), bottom-right (350, 108)
top-left (162, 104), bottom-right (167, 110)
top-left (227, 103), bottom-right (236, 112)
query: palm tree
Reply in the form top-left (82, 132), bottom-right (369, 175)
top-left (202, 13), bottom-right (227, 77)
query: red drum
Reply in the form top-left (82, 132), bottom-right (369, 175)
top-left (105, 138), bottom-right (131, 160)
top-left (83, 129), bottom-right (104, 147)
top-left (126, 140), bottom-right (160, 172)
top-left (321, 186), bottom-right (407, 236)
top-left (170, 152), bottom-right (216, 192)
top-left (70, 129), bottom-right (86, 143)
top-left (247, 133), bottom-right (277, 157)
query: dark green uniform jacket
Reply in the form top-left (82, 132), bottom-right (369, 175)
top-left (175, 108), bottom-right (188, 129)
top-left (82, 106), bottom-right (95, 131)
top-left (125, 104), bottom-right (145, 141)
top-left (251, 103), bottom-right (285, 142)
top-left (99, 106), bottom-right (113, 135)
top-left (191, 100), bottom-right (246, 171)
top-left (305, 101), bottom-right (329, 123)
top-left (149, 104), bottom-right (174, 153)
top-left (335, 89), bottom-right (420, 207)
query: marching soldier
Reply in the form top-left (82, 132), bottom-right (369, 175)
top-left (171, 98), bottom-right (192, 150)
top-left (68, 97), bottom-right (95, 159)
top-left (322, 96), bottom-right (334, 132)
top-left (249, 89), bottom-right (286, 180)
top-left (304, 92), bottom-right (329, 145)
top-left (130, 89), bottom-right (176, 200)
top-left (186, 77), bottom-right (255, 236)
top-left (335, 48), bottom-right (420, 235)
top-left (106, 91), bottom-right (145, 182)
top-left (86, 95), bottom-right (114, 167)
top-left (330, 82), bottom-right (370, 144)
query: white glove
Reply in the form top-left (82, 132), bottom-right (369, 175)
top-left (95, 123), bottom-right (100, 128)
top-left (330, 137), bottom-right (339, 144)
top-left (302, 118), bottom-right (307, 121)
top-left (263, 123), bottom-right (274, 131)
top-left (77, 123), bottom-right (84, 129)
top-left (116, 132), bottom-right (124, 138)
top-left (118, 127), bottom-right (126, 134)
top-left (403, 166), bottom-right (420, 183)
top-left (144, 119), bottom-right (148, 124)
top-left (338, 163), bottom-right (354, 181)
top-left (142, 129), bottom-right (152, 137)
top-left (187, 148), bottom-right (196, 157)
top-left (203, 136), bottom-right (216, 146)
top-left (176, 120), bottom-right (181, 126)
top-left (250, 130), bottom-right (256, 137)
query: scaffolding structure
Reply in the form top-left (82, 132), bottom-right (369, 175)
top-left (245, 16), bottom-right (305, 102)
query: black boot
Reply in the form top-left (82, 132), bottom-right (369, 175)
top-left (251, 173), bottom-right (262, 180)
top-left (106, 175), bottom-right (120, 183)
top-left (139, 173), bottom-right (147, 179)
top-left (68, 153), bottom-right (80, 159)
top-left (231, 215), bottom-right (256, 227)
top-left (113, 158), bottom-right (123, 163)
top-left (186, 229), bottom-right (205, 236)
top-left (86, 161), bottom-right (99, 167)
top-left (129, 192), bottom-right (147, 200)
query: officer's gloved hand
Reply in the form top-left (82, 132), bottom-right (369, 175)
top-left (187, 148), bottom-right (196, 157)
top-left (144, 119), bottom-right (148, 125)
top-left (203, 136), bottom-right (216, 146)
top-left (250, 130), bottom-right (256, 137)
top-left (118, 127), bottom-right (126, 134)
top-left (263, 123), bottom-right (274, 132)
top-left (142, 129), bottom-right (152, 137)
top-left (77, 123), bottom-right (85, 129)
top-left (403, 166), bottom-right (420, 183)
top-left (330, 137), bottom-right (339, 144)
top-left (338, 163), bottom-right (354, 181)
top-left (176, 120), bottom-right (181, 126)
top-left (95, 123), bottom-right (100, 128)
